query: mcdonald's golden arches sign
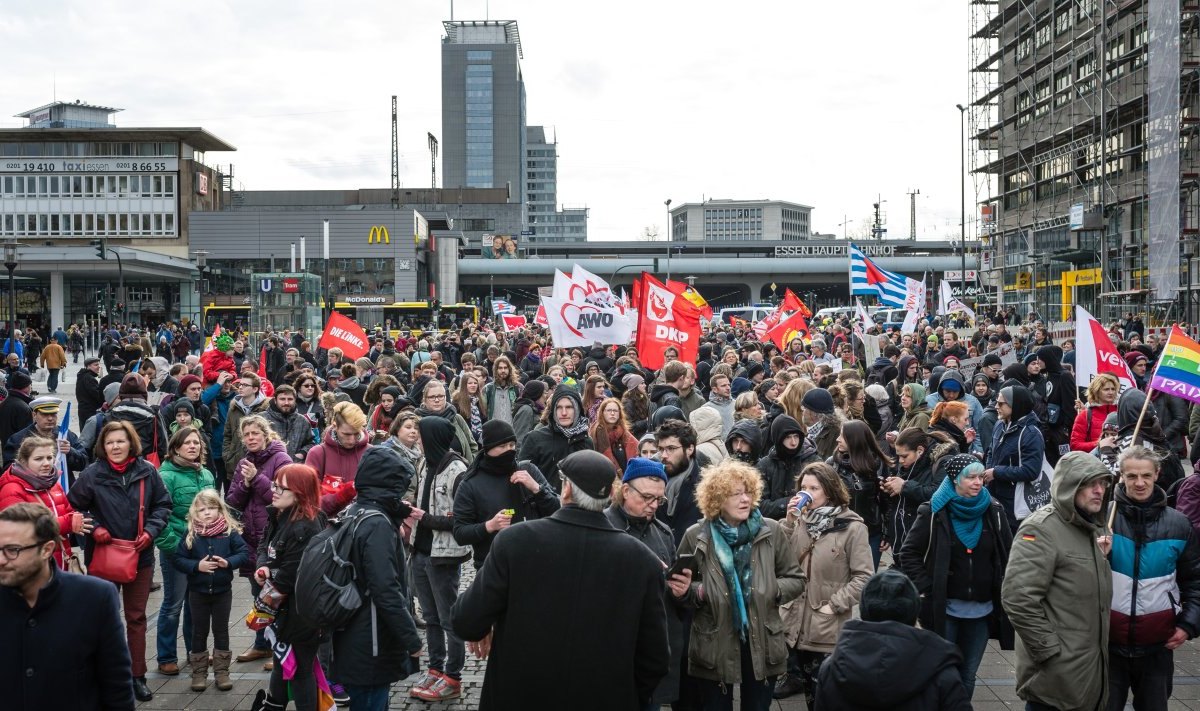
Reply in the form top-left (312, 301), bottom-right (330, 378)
top-left (368, 225), bottom-right (390, 244)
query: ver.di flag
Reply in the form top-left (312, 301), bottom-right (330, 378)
top-left (500, 313), bottom-right (527, 332)
top-left (318, 311), bottom-right (370, 360)
top-left (1074, 305), bottom-right (1138, 393)
top-left (634, 272), bottom-right (702, 370)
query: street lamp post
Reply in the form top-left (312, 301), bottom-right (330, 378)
top-left (665, 199), bottom-right (673, 280)
top-left (956, 103), bottom-right (969, 305)
top-left (3, 241), bottom-right (17, 356)
top-left (193, 250), bottom-right (209, 327)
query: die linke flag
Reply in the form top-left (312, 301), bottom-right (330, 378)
top-left (1149, 325), bottom-right (1200, 405)
top-left (318, 311), bottom-right (369, 360)
top-left (634, 272), bottom-right (702, 371)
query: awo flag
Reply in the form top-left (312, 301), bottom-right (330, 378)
top-left (1075, 305), bottom-right (1137, 393)
top-left (499, 314), bottom-right (527, 332)
top-left (635, 273), bottom-right (702, 370)
top-left (318, 311), bottom-right (370, 360)
top-left (554, 265), bottom-right (618, 308)
top-left (540, 295), bottom-right (632, 349)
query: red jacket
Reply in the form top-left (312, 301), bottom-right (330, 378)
top-left (305, 430), bottom-right (371, 516)
top-left (0, 468), bottom-right (76, 568)
top-left (1070, 403), bottom-right (1117, 452)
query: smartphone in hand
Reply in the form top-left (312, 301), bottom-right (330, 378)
top-left (666, 554), bottom-right (699, 579)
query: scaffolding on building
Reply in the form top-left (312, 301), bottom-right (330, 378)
top-left (965, 0), bottom-right (1200, 325)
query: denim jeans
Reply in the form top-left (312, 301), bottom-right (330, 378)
top-left (943, 614), bottom-right (990, 699)
top-left (412, 552), bottom-right (465, 678)
top-left (156, 549), bottom-right (193, 665)
top-left (344, 684), bottom-right (391, 711)
top-left (46, 369), bottom-right (59, 392)
top-left (1109, 647), bottom-right (1173, 711)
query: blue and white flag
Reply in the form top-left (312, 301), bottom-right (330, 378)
top-left (849, 243), bottom-right (916, 308)
top-left (491, 299), bottom-right (516, 315)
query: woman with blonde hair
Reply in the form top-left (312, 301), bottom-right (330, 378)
top-left (776, 462), bottom-right (873, 705)
top-left (1070, 372), bottom-right (1120, 452)
top-left (778, 378), bottom-right (815, 424)
top-left (734, 391), bottom-right (764, 422)
top-left (670, 460), bottom-right (805, 710)
top-left (828, 381), bottom-right (866, 422)
top-left (451, 370), bottom-right (487, 446)
top-left (590, 397), bottom-right (639, 475)
top-left (304, 401), bottom-right (370, 516)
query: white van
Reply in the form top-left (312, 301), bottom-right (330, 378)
top-left (814, 306), bottom-right (854, 323)
top-left (716, 306), bottom-right (773, 327)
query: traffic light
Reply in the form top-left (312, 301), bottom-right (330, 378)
top-left (91, 239), bottom-right (107, 260)
top-left (431, 298), bottom-right (441, 310)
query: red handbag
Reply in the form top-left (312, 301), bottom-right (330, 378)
top-left (144, 427), bottom-right (161, 468)
top-left (89, 480), bottom-right (144, 585)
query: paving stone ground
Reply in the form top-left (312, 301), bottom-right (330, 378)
top-left (43, 365), bottom-right (1200, 710)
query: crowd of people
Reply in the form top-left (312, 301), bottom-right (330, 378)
top-left (0, 306), bottom-right (1199, 710)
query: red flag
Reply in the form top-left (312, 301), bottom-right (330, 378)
top-left (500, 314), bottom-right (527, 332)
top-left (318, 311), bottom-right (370, 360)
top-left (534, 304), bottom-right (549, 326)
top-left (256, 345), bottom-right (275, 397)
top-left (665, 279), bottom-right (714, 320)
top-left (766, 309), bottom-right (810, 351)
top-left (782, 288), bottom-right (812, 318)
top-left (635, 272), bottom-right (702, 370)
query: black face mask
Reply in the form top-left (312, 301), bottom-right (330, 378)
top-left (486, 450), bottom-right (518, 473)
top-left (732, 450), bottom-right (757, 464)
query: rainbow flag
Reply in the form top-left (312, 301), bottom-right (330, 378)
top-left (1149, 325), bottom-right (1200, 405)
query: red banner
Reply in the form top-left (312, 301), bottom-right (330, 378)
top-left (500, 314), bottom-right (527, 332)
top-left (534, 304), bottom-right (548, 326)
top-left (318, 311), bottom-right (369, 360)
top-left (766, 309), bottom-right (810, 351)
top-left (635, 273), bottom-right (702, 371)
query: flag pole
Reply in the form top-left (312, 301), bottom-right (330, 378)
top-left (1130, 385), bottom-right (1154, 444)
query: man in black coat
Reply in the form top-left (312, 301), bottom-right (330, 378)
top-left (331, 447), bottom-right (424, 701)
top-left (815, 569), bottom-right (971, 710)
top-left (453, 421), bottom-right (560, 568)
top-left (0, 502), bottom-right (135, 710)
top-left (97, 358), bottom-right (126, 392)
top-left (516, 385), bottom-right (594, 492)
top-left (451, 450), bottom-right (670, 711)
top-left (76, 357), bottom-right (105, 427)
top-left (0, 369), bottom-right (34, 452)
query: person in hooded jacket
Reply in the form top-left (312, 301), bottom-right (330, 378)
top-left (510, 379), bottom-right (546, 448)
top-left (925, 369), bottom-right (985, 433)
top-left (517, 385), bottom-right (594, 492)
top-left (893, 383), bottom-right (931, 435)
top-left (984, 384), bottom-right (1045, 535)
top-left (334, 362), bottom-right (367, 410)
top-left (1099, 388), bottom-right (1188, 493)
top-left (304, 400), bottom-right (372, 516)
top-left (452, 420), bottom-right (560, 568)
top-left (899, 454), bottom-right (1013, 698)
top-left (725, 418), bottom-right (763, 468)
top-left (971, 372), bottom-right (996, 410)
top-left (689, 405), bottom-right (729, 467)
top-left (814, 569), bottom-right (972, 711)
top-left (756, 415), bottom-right (820, 521)
top-left (329, 447), bottom-right (424, 707)
top-left (929, 400), bottom-right (980, 458)
top-left (887, 355), bottom-right (922, 415)
top-left (1030, 346), bottom-right (1077, 466)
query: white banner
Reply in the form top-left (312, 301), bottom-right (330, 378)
top-left (1075, 305), bottom-right (1138, 392)
top-left (540, 295), bottom-right (633, 349)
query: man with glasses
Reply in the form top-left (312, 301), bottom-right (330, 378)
top-left (655, 419), bottom-right (704, 545)
top-left (0, 502), bottom-right (134, 709)
top-left (221, 372), bottom-right (269, 478)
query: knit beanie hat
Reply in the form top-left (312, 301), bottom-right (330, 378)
top-left (860, 569), bottom-right (921, 626)
top-left (178, 374), bottom-right (202, 393)
top-left (521, 379), bottom-right (547, 404)
top-left (730, 377), bottom-right (754, 397)
top-left (622, 373), bottom-right (645, 391)
top-left (481, 420), bottom-right (517, 451)
top-left (118, 373), bottom-right (148, 399)
top-left (801, 388), bottom-right (835, 415)
top-left (622, 457), bottom-right (668, 484)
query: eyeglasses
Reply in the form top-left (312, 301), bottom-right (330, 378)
top-left (237, 382), bottom-right (255, 388)
top-left (271, 482), bottom-right (292, 494)
top-left (426, 394), bottom-right (446, 401)
top-left (1, 541), bottom-right (46, 561)
top-left (658, 444), bottom-right (684, 454)
top-left (626, 484), bottom-right (668, 507)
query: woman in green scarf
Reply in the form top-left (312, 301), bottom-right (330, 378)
top-left (899, 453), bottom-right (1013, 698)
top-left (896, 383), bottom-right (932, 433)
top-left (670, 460), bottom-right (805, 711)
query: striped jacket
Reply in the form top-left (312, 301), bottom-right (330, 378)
top-left (1110, 485), bottom-right (1200, 655)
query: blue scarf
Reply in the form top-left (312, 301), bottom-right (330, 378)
top-left (710, 509), bottom-right (764, 641)
top-left (929, 477), bottom-right (991, 550)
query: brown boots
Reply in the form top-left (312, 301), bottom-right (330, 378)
top-left (189, 652), bottom-right (209, 691)
top-left (213, 650), bottom-right (233, 691)
top-left (190, 650), bottom-right (233, 691)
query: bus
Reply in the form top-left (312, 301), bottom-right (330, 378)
top-left (202, 304), bottom-right (251, 335)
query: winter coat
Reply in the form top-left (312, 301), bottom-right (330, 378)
top-left (814, 620), bottom-right (972, 711)
top-left (1153, 391), bottom-right (1191, 456)
top-left (411, 453), bottom-right (472, 561)
top-left (173, 528), bottom-right (249, 595)
top-left (899, 499), bottom-right (1014, 643)
top-left (986, 387), bottom-right (1045, 534)
top-left (648, 384), bottom-right (681, 413)
top-left (257, 507), bottom-right (325, 644)
top-left (1001, 453), bottom-right (1113, 711)
top-left (108, 397), bottom-right (169, 462)
top-left (1070, 402), bottom-right (1117, 452)
top-left (605, 504), bottom-right (685, 705)
top-left (755, 416), bottom-right (820, 520)
top-left (451, 457), bottom-right (560, 567)
top-left (305, 430), bottom-right (371, 516)
top-left (511, 401), bottom-right (540, 447)
top-left (0, 467), bottom-right (78, 568)
top-left (76, 367), bottom-right (105, 426)
top-left (154, 458), bottom-right (215, 553)
top-left (1100, 389), bottom-right (1188, 492)
top-left (1178, 475), bottom-right (1200, 540)
top-left (1029, 346), bottom-right (1077, 462)
top-left (591, 422), bottom-right (639, 476)
top-left (452, 506), bottom-right (671, 710)
top-left (263, 402), bottom-right (316, 462)
top-left (678, 387), bottom-right (707, 420)
top-left (827, 453), bottom-right (885, 535)
top-left (781, 508), bottom-right (873, 652)
top-left (689, 406), bottom-right (728, 467)
top-left (40, 342), bottom-right (66, 370)
top-left (201, 384), bottom-right (235, 461)
top-left (67, 456), bottom-right (172, 570)
top-left (226, 440), bottom-right (289, 575)
top-left (221, 394), bottom-right (269, 473)
top-left (676, 515), bottom-right (806, 682)
top-left (883, 442), bottom-right (948, 556)
top-left (0, 566), bottom-right (135, 710)
top-left (517, 415), bottom-right (594, 493)
top-left (331, 501), bottom-right (423, 687)
top-left (660, 456), bottom-right (706, 545)
top-left (482, 381), bottom-right (521, 421)
top-left (896, 383), bottom-right (930, 432)
top-left (0, 390), bottom-right (33, 452)
top-left (414, 403), bottom-right (478, 460)
top-left (4, 424), bottom-right (88, 472)
top-left (705, 396), bottom-right (735, 439)
top-left (1109, 485), bottom-right (1200, 656)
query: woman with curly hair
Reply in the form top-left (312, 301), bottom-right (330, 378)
top-left (621, 379), bottom-right (651, 439)
top-left (670, 460), bottom-right (805, 710)
top-left (589, 397), bottom-right (639, 475)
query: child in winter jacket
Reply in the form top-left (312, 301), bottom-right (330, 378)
top-left (174, 490), bottom-right (248, 693)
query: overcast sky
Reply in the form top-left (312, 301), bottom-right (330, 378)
top-left (4, 0), bottom-right (973, 242)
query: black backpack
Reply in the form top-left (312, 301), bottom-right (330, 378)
top-left (293, 507), bottom-right (387, 631)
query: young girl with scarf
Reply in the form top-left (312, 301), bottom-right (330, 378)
top-left (898, 454), bottom-right (1013, 698)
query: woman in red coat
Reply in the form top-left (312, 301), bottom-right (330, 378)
top-left (589, 397), bottom-right (640, 476)
top-left (1070, 373), bottom-right (1120, 452)
top-left (0, 435), bottom-right (90, 569)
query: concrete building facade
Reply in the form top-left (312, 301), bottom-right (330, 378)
top-left (525, 125), bottom-right (587, 243)
top-left (669, 199), bottom-right (813, 242)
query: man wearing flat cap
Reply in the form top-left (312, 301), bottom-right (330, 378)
top-left (4, 397), bottom-right (87, 477)
top-left (452, 449), bottom-right (670, 711)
